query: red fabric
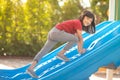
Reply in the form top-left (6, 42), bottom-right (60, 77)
top-left (55, 19), bottom-right (82, 34)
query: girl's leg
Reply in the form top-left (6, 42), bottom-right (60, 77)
top-left (50, 28), bottom-right (79, 61)
top-left (28, 39), bottom-right (57, 70)
top-left (27, 39), bottom-right (57, 78)
top-left (57, 42), bottom-right (75, 61)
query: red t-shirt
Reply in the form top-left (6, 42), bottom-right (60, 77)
top-left (55, 19), bottom-right (82, 34)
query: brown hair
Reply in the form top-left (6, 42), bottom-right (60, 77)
top-left (79, 10), bottom-right (96, 34)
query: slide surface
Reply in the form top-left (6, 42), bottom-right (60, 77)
top-left (0, 21), bottom-right (120, 80)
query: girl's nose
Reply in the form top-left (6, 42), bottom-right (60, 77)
top-left (87, 21), bottom-right (91, 25)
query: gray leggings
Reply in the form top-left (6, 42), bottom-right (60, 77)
top-left (34, 27), bottom-right (79, 62)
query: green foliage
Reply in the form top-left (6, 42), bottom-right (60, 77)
top-left (0, 0), bottom-right (109, 56)
top-left (60, 0), bottom-right (83, 20)
top-left (90, 0), bottom-right (109, 23)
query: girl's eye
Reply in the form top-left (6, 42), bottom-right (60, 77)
top-left (87, 18), bottom-right (93, 23)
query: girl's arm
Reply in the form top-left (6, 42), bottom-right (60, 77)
top-left (76, 29), bottom-right (86, 54)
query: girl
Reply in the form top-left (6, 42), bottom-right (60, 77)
top-left (26, 10), bottom-right (96, 78)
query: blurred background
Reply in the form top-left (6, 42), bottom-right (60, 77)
top-left (1, 0), bottom-right (120, 80)
top-left (0, 0), bottom-right (109, 57)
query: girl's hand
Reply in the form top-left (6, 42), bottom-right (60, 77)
top-left (78, 48), bottom-right (86, 54)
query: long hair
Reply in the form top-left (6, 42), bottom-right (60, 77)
top-left (79, 10), bottom-right (96, 34)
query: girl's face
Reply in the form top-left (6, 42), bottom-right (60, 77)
top-left (83, 16), bottom-right (93, 26)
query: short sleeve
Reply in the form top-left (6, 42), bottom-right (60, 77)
top-left (74, 20), bottom-right (82, 31)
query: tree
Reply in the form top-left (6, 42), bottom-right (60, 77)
top-left (90, 0), bottom-right (109, 24)
top-left (0, 0), bottom-right (13, 56)
top-left (61, 0), bottom-right (83, 21)
top-left (0, 0), bottom-right (109, 56)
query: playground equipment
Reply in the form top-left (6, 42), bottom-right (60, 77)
top-left (0, 21), bottom-right (120, 80)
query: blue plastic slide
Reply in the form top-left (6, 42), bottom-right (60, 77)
top-left (0, 21), bottom-right (120, 80)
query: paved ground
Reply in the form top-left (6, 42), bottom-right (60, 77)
top-left (0, 56), bottom-right (120, 80)
top-left (0, 56), bottom-right (32, 68)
